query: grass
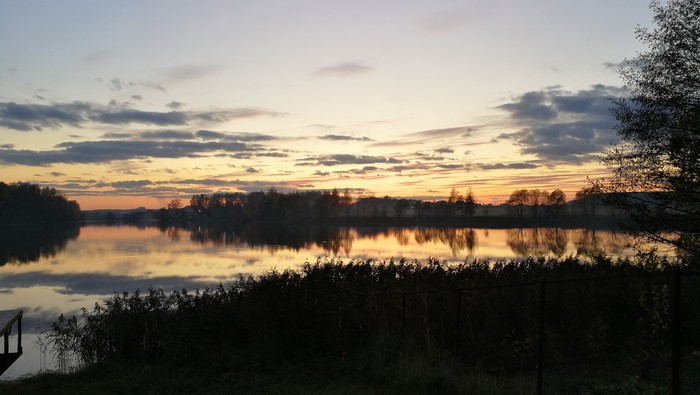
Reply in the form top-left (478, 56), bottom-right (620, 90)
top-left (5, 353), bottom-right (698, 394)
top-left (2, 255), bottom-right (699, 394)
top-left (0, 352), bottom-right (536, 395)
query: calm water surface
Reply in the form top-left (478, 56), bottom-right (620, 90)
top-left (0, 223), bottom-right (646, 378)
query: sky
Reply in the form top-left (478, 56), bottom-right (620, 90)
top-left (0, 1), bottom-right (653, 210)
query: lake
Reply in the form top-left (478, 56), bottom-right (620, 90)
top-left (0, 222), bottom-right (649, 378)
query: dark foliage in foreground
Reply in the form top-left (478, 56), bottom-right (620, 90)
top-left (46, 256), bottom-right (700, 381)
top-left (0, 182), bottom-right (81, 224)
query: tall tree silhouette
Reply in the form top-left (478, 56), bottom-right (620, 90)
top-left (600, 0), bottom-right (700, 257)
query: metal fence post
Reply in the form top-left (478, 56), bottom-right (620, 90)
top-left (455, 289), bottom-right (462, 358)
top-left (400, 292), bottom-right (406, 349)
top-left (671, 270), bottom-right (681, 395)
top-left (537, 281), bottom-right (547, 395)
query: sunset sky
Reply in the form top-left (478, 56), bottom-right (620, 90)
top-left (0, 1), bottom-right (652, 210)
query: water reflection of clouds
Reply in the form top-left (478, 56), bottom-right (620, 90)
top-left (0, 271), bottom-right (218, 296)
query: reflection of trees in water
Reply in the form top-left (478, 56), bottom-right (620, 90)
top-left (167, 224), bottom-right (636, 259)
top-left (166, 227), bottom-right (183, 242)
top-left (413, 228), bottom-right (478, 256)
top-left (393, 228), bottom-right (411, 246)
top-left (0, 224), bottom-right (80, 265)
top-left (572, 229), bottom-right (631, 258)
top-left (323, 227), bottom-right (354, 256)
top-left (183, 224), bottom-right (355, 256)
top-left (506, 228), bottom-right (569, 257)
top-left (505, 228), bottom-right (633, 258)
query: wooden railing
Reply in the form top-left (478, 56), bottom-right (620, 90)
top-left (0, 309), bottom-right (23, 376)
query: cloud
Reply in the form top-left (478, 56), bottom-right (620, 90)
top-left (318, 134), bottom-right (373, 142)
top-left (371, 126), bottom-right (476, 148)
top-left (409, 126), bottom-right (476, 139)
top-left (140, 130), bottom-right (194, 140)
top-left (131, 95), bottom-right (143, 101)
top-left (497, 84), bottom-right (627, 164)
top-left (298, 154), bottom-right (402, 167)
top-left (49, 171), bottom-right (65, 177)
top-left (436, 164), bottom-right (465, 169)
top-left (195, 130), bottom-right (276, 142)
top-left (0, 101), bottom-right (283, 131)
top-left (107, 78), bottom-right (165, 92)
top-left (109, 180), bottom-right (154, 189)
top-left (166, 101), bottom-right (184, 109)
top-left (474, 162), bottom-right (539, 170)
top-left (193, 108), bottom-right (283, 123)
top-left (255, 152), bottom-right (289, 158)
top-left (100, 132), bottom-right (133, 139)
top-left (314, 62), bottom-right (373, 77)
top-left (602, 59), bottom-right (638, 71)
top-left (503, 121), bottom-right (613, 162)
top-left (159, 64), bottom-right (224, 82)
top-left (434, 147), bottom-right (454, 154)
top-left (413, 152), bottom-right (446, 162)
top-left (497, 91), bottom-right (558, 122)
top-left (348, 166), bottom-right (379, 175)
top-left (0, 140), bottom-right (255, 166)
top-left (0, 101), bottom-right (90, 131)
top-left (387, 165), bottom-right (420, 173)
top-left (93, 109), bottom-right (188, 125)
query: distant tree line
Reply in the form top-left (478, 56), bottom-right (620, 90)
top-left (0, 182), bottom-right (81, 224)
top-left (159, 189), bottom-right (353, 224)
top-left (158, 186), bottom-right (609, 224)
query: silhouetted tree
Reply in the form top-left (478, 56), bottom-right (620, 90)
top-left (530, 189), bottom-right (549, 217)
top-left (547, 189), bottom-right (568, 217)
top-left (341, 188), bottom-right (353, 217)
top-left (0, 182), bottom-right (81, 224)
top-left (167, 199), bottom-right (182, 210)
top-left (599, 0), bottom-right (700, 257)
top-left (574, 186), bottom-right (601, 217)
top-left (463, 187), bottom-right (477, 217)
top-left (506, 189), bottom-right (530, 217)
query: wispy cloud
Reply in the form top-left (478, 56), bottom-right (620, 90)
top-left (472, 162), bottom-right (539, 171)
top-left (297, 154), bottom-right (402, 167)
top-left (106, 78), bottom-right (165, 92)
top-left (159, 64), bottom-right (224, 83)
top-left (192, 108), bottom-right (284, 123)
top-left (371, 126), bottom-right (476, 148)
top-left (0, 101), bottom-right (283, 131)
top-left (0, 140), bottom-right (256, 166)
top-left (314, 62), bottom-right (373, 77)
top-left (318, 134), bottom-right (373, 142)
top-left (93, 109), bottom-right (188, 125)
top-left (166, 101), bottom-right (184, 109)
top-left (195, 130), bottom-right (277, 142)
